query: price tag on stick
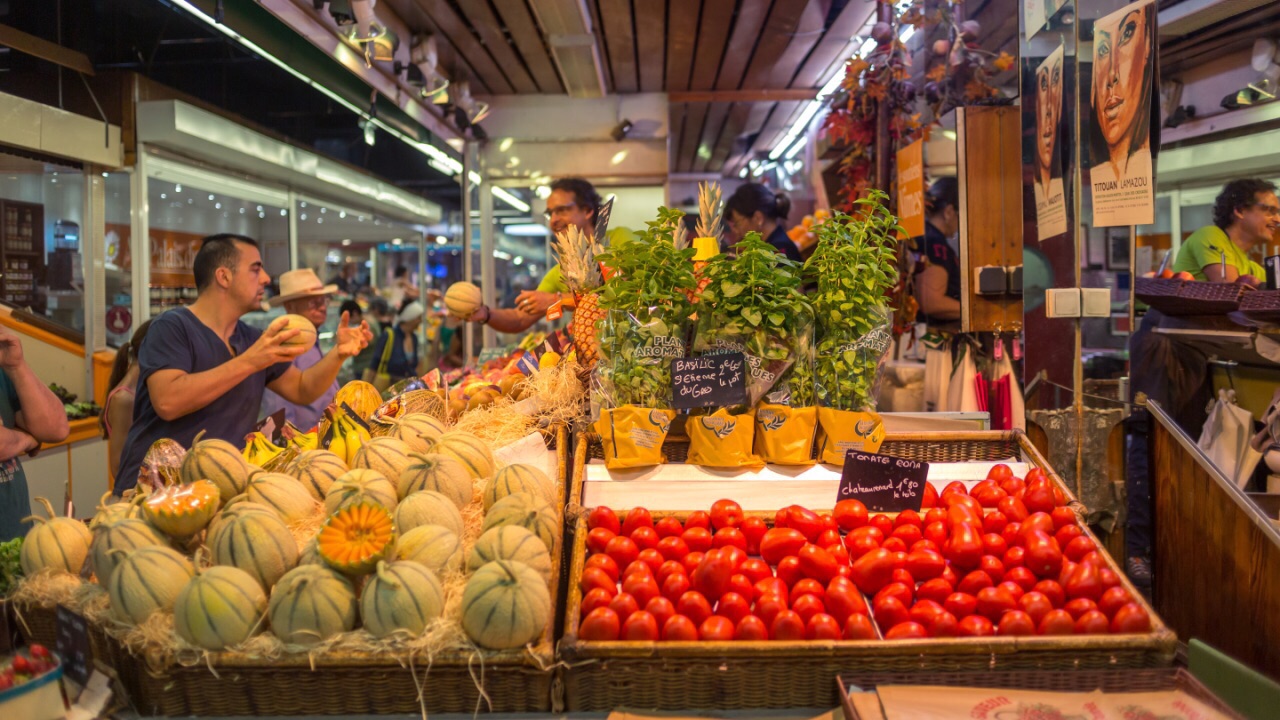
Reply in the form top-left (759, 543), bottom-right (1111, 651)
top-left (837, 450), bottom-right (929, 512)
top-left (671, 353), bottom-right (748, 410)
top-left (56, 604), bottom-right (93, 687)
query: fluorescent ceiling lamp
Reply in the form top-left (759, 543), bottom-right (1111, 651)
top-left (168, 0), bottom-right (527, 211)
top-left (504, 223), bottom-right (550, 237)
top-left (768, 54), bottom-right (852, 161)
top-left (783, 136), bottom-right (807, 160)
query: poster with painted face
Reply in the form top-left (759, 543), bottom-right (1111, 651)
top-left (1087, 0), bottom-right (1157, 227)
top-left (1035, 43), bottom-right (1067, 240)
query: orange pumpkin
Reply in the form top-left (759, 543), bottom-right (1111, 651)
top-left (317, 502), bottom-right (396, 575)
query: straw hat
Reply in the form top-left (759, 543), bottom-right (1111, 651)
top-left (270, 269), bottom-right (338, 307)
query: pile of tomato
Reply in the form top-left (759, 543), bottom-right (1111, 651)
top-left (575, 464), bottom-right (1153, 642)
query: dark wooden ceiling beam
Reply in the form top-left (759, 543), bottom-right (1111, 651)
top-left (491, 0), bottom-right (565, 93)
top-left (410, 0), bottom-right (514, 93)
top-left (688, 0), bottom-right (736, 91)
top-left (596, 0), bottom-right (638, 93)
top-left (455, 0), bottom-right (539, 93)
top-left (671, 88), bottom-right (821, 102)
top-left (791, 0), bottom-right (877, 88)
top-left (665, 0), bottom-right (701, 92)
top-left (715, 0), bottom-right (770, 91)
top-left (677, 103), bottom-right (709, 173)
top-left (693, 102), bottom-right (732, 173)
top-left (740, 0), bottom-right (810, 90)
top-left (634, 1), bottom-right (665, 92)
top-left (768, 0), bottom-right (829, 88)
top-left (0, 23), bottom-right (94, 75)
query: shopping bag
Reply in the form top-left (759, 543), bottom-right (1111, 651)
top-left (922, 334), bottom-right (951, 412)
top-left (945, 344), bottom-right (980, 413)
top-left (1198, 389), bottom-right (1262, 488)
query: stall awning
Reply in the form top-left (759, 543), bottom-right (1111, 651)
top-left (137, 99), bottom-right (441, 226)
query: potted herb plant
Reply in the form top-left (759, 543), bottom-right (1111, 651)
top-left (591, 208), bottom-right (698, 469)
top-left (805, 190), bottom-right (902, 464)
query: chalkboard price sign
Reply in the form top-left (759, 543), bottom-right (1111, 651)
top-left (56, 603), bottom-right (92, 686)
top-left (837, 450), bottom-right (929, 512)
top-left (671, 353), bottom-right (747, 410)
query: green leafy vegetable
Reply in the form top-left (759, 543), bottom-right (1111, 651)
top-left (0, 537), bottom-right (23, 597)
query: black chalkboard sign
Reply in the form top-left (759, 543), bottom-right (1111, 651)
top-left (671, 353), bottom-right (747, 410)
top-left (56, 603), bottom-right (92, 686)
top-left (837, 450), bottom-right (929, 512)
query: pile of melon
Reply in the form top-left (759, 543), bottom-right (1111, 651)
top-left (18, 414), bottom-right (559, 654)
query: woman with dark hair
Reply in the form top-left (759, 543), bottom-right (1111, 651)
top-left (725, 183), bottom-right (801, 262)
top-left (101, 319), bottom-right (153, 488)
top-left (1087, 2), bottom-right (1155, 192)
top-left (913, 177), bottom-right (962, 326)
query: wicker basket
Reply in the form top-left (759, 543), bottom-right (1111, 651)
top-left (561, 430), bottom-right (1177, 712)
top-left (115, 426), bottom-right (569, 717)
top-left (10, 601), bottom-right (113, 673)
top-left (1239, 289), bottom-right (1280, 323)
top-left (838, 667), bottom-right (1244, 720)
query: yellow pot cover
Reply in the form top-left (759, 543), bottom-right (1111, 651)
top-left (687, 408), bottom-right (764, 469)
top-left (816, 408), bottom-right (886, 465)
top-left (594, 406), bottom-right (676, 470)
top-left (753, 403), bottom-right (818, 466)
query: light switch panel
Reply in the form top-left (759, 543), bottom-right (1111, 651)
top-left (1081, 288), bottom-right (1111, 318)
top-left (1045, 288), bottom-right (1081, 318)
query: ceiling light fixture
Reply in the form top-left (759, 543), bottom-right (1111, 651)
top-left (768, 52), bottom-right (854, 161)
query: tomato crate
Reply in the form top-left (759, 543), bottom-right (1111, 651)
top-left (112, 427), bottom-right (569, 717)
top-left (560, 429), bottom-right (1176, 712)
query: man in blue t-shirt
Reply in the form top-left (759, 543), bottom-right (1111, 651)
top-left (114, 234), bottom-right (372, 495)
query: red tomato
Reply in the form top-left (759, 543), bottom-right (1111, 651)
top-left (917, 578), bottom-right (954, 604)
top-left (690, 548), bottom-right (735, 601)
top-left (1002, 522), bottom-right (1025, 549)
top-left (945, 592), bottom-right (978, 619)
top-left (630, 526), bottom-right (660, 551)
top-left (1004, 566), bottom-right (1038, 593)
top-left (806, 613), bottom-right (843, 640)
top-left (798, 543), bottom-right (841, 582)
top-left (957, 615), bottom-right (995, 637)
top-left (873, 595), bottom-right (911, 629)
top-left (829, 543), bottom-right (851, 567)
top-left (820, 513), bottom-right (838, 532)
top-left (605, 535), bottom-right (640, 569)
top-left (997, 581), bottom-right (1025, 602)
top-left (709, 499), bottom-right (745, 530)
top-left (941, 480), bottom-right (969, 498)
top-left (976, 586), bottom-right (1018, 621)
top-left (1064, 561), bottom-right (1102, 601)
top-left (734, 614), bottom-right (769, 641)
top-left (1038, 609), bottom-right (1076, 635)
top-left (998, 496), bottom-right (1030, 522)
top-left (582, 587), bottom-right (615, 616)
top-left (987, 464), bottom-right (1014, 482)
top-left (715, 592), bottom-right (751, 625)
top-left (609, 592), bottom-right (639, 623)
top-left (885, 621), bottom-right (928, 640)
top-left (637, 549), bottom-right (665, 574)
top-left (655, 516), bottom-right (684, 538)
top-left (1000, 476), bottom-right (1026, 496)
top-left (771, 610), bottom-right (807, 640)
top-left (623, 574), bottom-right (661, 609)
top-left (909, 599), bottom-right (945, 628)
top-left (754, 577), bottom-right (789, 604)
top-left (645, 596), bottom-right (675, 629)
top-left (874, 582), bottom-right (914, 608)
top-left (792, 578), bottom-right (826, 601)
top-left (1023, 531), bottom-right (1064, 578)
top-left (784, 505), bottom-right (825, 542)
top-left (1080, 551), bottom-right (1108, 570)
top-left (1004, 546), bottom-right (1026, 569)
top-left (586, 527), bottom-right (616, 555)
top-left (1074, 610), bottom-right (1110, 634)
top-left (869, 513), bottom-right (895, 537)
top-left (904, 549), bottom-right (946, 580)
top-left (815, 528), bottom-right (842, 549)
top-left (661, 572), bottom-right (692, 603)
top-left (849, 548), bottom-right (898, 594)
top-left (890, 524), bottom-right (924, 546)
top-left (1021, 512), bottom-right (1056, 538)
top-left (979, 555), bottom-right (1006, 583)
top-left (940, 564), bottom-right (960, 587)
top-left (777, 556), bottom-right (805, 588)
top-left (882, 537), bottom-right (908, 554)
top-left (792, 593), bottom-right (826, 624)
top-left (1018, 591), bottom-right (1054, 625)
top-left (957, 570), bottom-right (994, 595)
top-left (622, 507), bottom-right (654, 536)
top-left (1022, 481), bottom-right (1057, 514)
top-left (1054, 524), bottom-right (1084, 548)
top-left (895, 509), bottom-right (924, 528)
top-left (740, 516), bottom-right (768, 555)
top-left (586, 553), bottom-right (620, 582)
top-left (911, 539), bottom-right (941, 554)
top-left (588, 506), bottom-right (622, 534)
top-left (1110, 603), bottom-right (1152, 633)
top-left (833, 499), bottom-right (870, 531)
top-left (656, 536), bottom-right (691, 562)
top-left (843, 613), bottom-right (878, 640)
top-left (580, 567), bottom-right (617, 596)
top-left (923, 521), bottom-right (950, 547)
top-left (738, 557), bottom-right (772, 584)
top-left (983, 511), bottom-right (1010, 535)
top-left (844, 526), bottom-right (885, 559)
top-left (1063, 536), bottom-right (1096, 562)
top-left (760, 528), bottom-right (808, 565)
top-left (727, 573), bottom-right (755, 601)
top-left (662, 614), bottom-right (699, 641)
top-left (623, 560), bottom-right (652, 581)
top-left (721, 545), bottom-right (747, 568)
top-left (1024, 467), bottom-right (1047, 486)
top-left (946, 500), bottom-right (984, 527)
top-left (681, 552), bottom-right (705, 575)
top-left (1098, 568), bottom-right (1121, 590)
top-left (681, 527), bottom-right (713, 554)
top-left (1033, 580), bottom-right (1066, 608)
top-left (753, 594), bottom-right (788, 627)
top-left (580, 607), bottom-right (621, 641)
top-left (1063, 598), bottom-right (1098, 620)
top-left (890, 570), bottom-right (915, 590)
top-left (997, 610), bottom-right (1036, 636)
top-left (946, 522), bottom-right (985, 570)
top-left (685, 511), bottom-right (712, 530)
top-left (713, 527), bottom-right (748, 552)
top-left (825, 582), bottom-right (868, 624)
top-left (971, 483), bottom-right (1008, 508)
top-left (676, 591), bottom-right (714, 626)
top-left (983, 533), bottom-right (1009, 557)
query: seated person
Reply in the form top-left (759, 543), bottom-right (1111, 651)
top-left (1172, 178), bottom-right (1277, 284)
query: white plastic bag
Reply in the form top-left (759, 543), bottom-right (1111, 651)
top-left (923, 339), bottom-right (952, 412)
top-left (945, 343), bottom-right (980, 413)
top-left (1198, 389), bottom-right (1262, 488)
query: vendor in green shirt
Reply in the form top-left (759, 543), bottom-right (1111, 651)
top-left (1172, 178), bottom-right (1278, 284)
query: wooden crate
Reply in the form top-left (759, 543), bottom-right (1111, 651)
top-left (561, 430), bottom-right (1177, 711)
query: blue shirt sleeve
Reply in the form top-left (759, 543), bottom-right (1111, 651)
top-left (138, 312), bottom-right (196, 379)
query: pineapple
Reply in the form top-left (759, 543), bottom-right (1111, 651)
top-left (689, 181), bottom-right (723, 303)
top-left (552, 225), bottom-right (605, 368)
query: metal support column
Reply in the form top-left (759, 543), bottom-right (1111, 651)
top-left (479, 177), bottom-right (497, 350)
top-left (131, 151), bottom-right (151, 326)
top-left (287, 190), bottom-right (300, 270)
top-left (461, 142), bottom-right (476, 365)
top-left (83, 168), bottom-right (106, 400)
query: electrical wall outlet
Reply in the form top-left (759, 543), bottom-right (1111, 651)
top-left (1081, 288), bottom-right (1111, 317)
top-left (1007, 266), bottom-right (1023, 295)
top-left (1045, 288), bottom-right (1081, 318)
top-left (974, 266), bottom-right (1007, 295)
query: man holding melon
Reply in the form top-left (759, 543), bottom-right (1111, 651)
top-left (114, 235), bottom-right (372, 496)
top-left (260, 268), bottom-right (345, 431)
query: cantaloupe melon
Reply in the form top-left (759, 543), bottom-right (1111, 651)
top-left (142, 480), bottom-right (220, 538)
top-left (396, 453), bottom-right (472, 506)
top-left (90, 492), bottom-right (142, 529)
top-left (208, 504), bottom-right (299, 591)
top-left (20, 497), bottom-right (92, 577)
top-left (298, 538), bottom-right (324, 566)
top-left (335, 380), bottom-right (382, 419)
top-left (277, 313), bottom-right (318, 352)
top-left (317, 502), bottom-right (395, 575)
top-left (482, 463), bottom-right (553, 511)
top-left (461, 560), bottom-right (550, 650)
top-left (107, 546), bottom-right (195, 624)
top-left (324, 470), bottom-right (398, 514)
top-left (468, 525), bottom-right (552, 581)
top-left (242, 473), bottom-right (317, 523)
top-left (206, 500), bottom-right (278, 540)
top-left (424, 432), bottom-right (494, 480)
top-left (394, 491), bottom-right (464, 537)
top-left (360, 561), bottom-right (445, 638)
top-left (480, 492), bottom-right (558, 552)
top-left (394, 524), bottom-right (463, 575)
top-left (352, 437), bottom-right (414, 483)
top-left (174, 565), bottom-right (267, 650)
top-left (89, 517), bottom-right (168, 583)
top-left (444, 281), bottom-right (482, 319)
top-left (390, 414), bottom-right (446, 454)
top-left (288, 450), bottom-right (348, 501)
top-left (268, 565), bottom-right (357, 645)
top-left (181, 430), bottom-right (256, 503)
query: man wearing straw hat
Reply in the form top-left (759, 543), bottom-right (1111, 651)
top-left (260, 268), bottom-right (345, 430)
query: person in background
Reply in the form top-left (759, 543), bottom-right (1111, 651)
top-left (114, 235), bottom-right (372, 495)
top-left (340, 300), bottom-right (372, 385)
top-left (1171, 179), bottom-right (1278, 284)
top-left (327, 262), bottom-right (360, 296)
top-left (0, 325), bottom-right (71, 540)
top-left (364, 301), bottom-right (424, 386)
top-left (260, 269), bottom-right (342, 430)
top-left (386, 266), bottom-right (420, 309)
top-left (101, 319), bottom-right (153, 489)
top-left (912, 177), bottom-right (963, 326)
top-left (724, 183), bottom-right (801, 262)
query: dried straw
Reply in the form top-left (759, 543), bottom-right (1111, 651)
top-left (451, 398), bottom-right (537, 447)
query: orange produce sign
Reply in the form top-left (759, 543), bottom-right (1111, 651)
top-left (896, 139), bottom-right (925, 238)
